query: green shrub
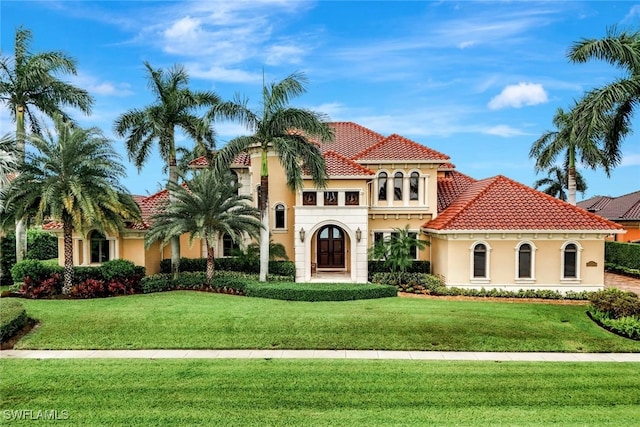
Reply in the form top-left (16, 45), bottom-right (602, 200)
top-left (11, 259), bottom-right (63, 283)
top-left (245, 282), bottom-right (397, 301)
top-left (141, 271), bottom-right (248, 294)
top-left (26, 228), bottom-right (58, 260)
top-left (0, 299), bottom-right (28, 342)
top-left (605, 241), bottom-right (640, 270)
top-left (589, 288), bottom-right (640, 319)
top-left (605, 262), bottom-right (640, 279)
top-left (158, 257), bottom-right (295, 280)
top-left (588, 308), bottom-right (640, 340)
top-left (100, 259), bottom-right (145, 281)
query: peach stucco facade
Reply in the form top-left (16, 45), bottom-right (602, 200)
top-left (49, 122), bottom-right (623, 292)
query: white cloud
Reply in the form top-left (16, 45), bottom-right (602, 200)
top-left (623, 5), bottom-right (640, 23)
top-left (483, 125), bottom-right (528, 137)
top-left (264, 44), bottom-right (306, 66)
top-left (185, 64), bottom-right (262, 84)
top-left (488, 82), bottom-right (548, 110)
top-left (620, 153), bottom-right (640, 167)
top-left (69, 73), bottom-right (133, 97)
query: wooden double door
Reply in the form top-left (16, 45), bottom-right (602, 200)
top-left (317, 225), bottom-right (345, 269)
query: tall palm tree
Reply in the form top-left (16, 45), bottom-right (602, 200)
top-left (212, 72), bottom-right (333, 282)
top-left (114, 62), bottom-right (221, 278)
top-left (3, 115), bottom-right (140, 293)
top-left (533, 165), bottom-right (587, 202)
top-left (145, 169), bottom-right (261, 284)
top-left (0, 26), bottom-right (94, 262)
top-left (568, 26), bottom-right (639, 166)
top-left (0, 134), bottom-right (18, 189)
top-left (530, 107), bottom-right (609, 205)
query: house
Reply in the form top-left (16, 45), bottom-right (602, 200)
top-left (45, 122), bottom-right (624, 292)
top-left (578, 191), bottom-right (640, 243)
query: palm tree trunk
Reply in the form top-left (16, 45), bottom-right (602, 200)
top-left (259, 149), bottom-right (269, 282)
top-left (15, 104), bottom-right (27, 263)
top-left (206, 244), bottom-right (215, 285)
top-left (62, 222), bottom-right (74, 294)
top-left (567, 145), bottom-right (577, 206)
top-left (168, 156), bottom-right (181, 279)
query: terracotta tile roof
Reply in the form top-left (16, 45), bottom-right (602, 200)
top-left (437, 170), bottom-right (477, 212)
top-left (578, 191), bottom-right (640, 221)
top-left (353, 134), bottom-right (450, 162)
top-left (318, 151), bottom-right (375, 177)
top-left (438, 163), bottom-right (456, 171)
top-left (316, 122), bottom-right (386, 158)
top-left (188, 152), bottom-right (251, 168)
top-left (424, 175), bottom-right (623, 232)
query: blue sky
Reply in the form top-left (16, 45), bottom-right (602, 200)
top-left (1, 1), bottom-right (639, 199)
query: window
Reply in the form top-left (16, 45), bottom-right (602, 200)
top-left (409, 172), bottom-right (419, 200)
top-left (394, 172), bottom-right (403, 201)
top-left (303, 191), bottom-right (317, 206)
top-left (223, 234), bottom-right (239, 257)
top-left (90, 231), bottom-right (110, 263)
top-left (374, 232), bottom-right (384, 246)
top-left (275, 203), bottom-right (285, 229)
top-left (324, 191), bottom-right (338, 206)
top-left (378, 172), bottom-right (387, 201)
top-left (409, 232), bottom-right (418, 259)
top-left (230, 170), bottom-right (239, 195)
top-left (473, 243), bottom-right (487, 278)
top-left (345, 191), bottom-right (359, 206)
top-left (563, 243), bottom-right (577, 278)
top-left (518, 243), bottom-right (532, 278)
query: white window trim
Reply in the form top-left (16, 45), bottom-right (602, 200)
top-left (408, 170), bottom-right (421, 202)
top-left (560, 241), bottom-right (582, 283)
top-left (272, 201), bottom-right (288, 233)
top-left (470, 241), bottom-right (491, 284)
top-left (514, 241), bottom-right (537, 284)
top-left (375, 170), bottom-right (390, 205)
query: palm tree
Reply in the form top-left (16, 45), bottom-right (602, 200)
top-left (114, 62), bottom-right (222, 278)
top-left (568, 26), bottom-right (639, 167)
top-left (529, 107), bottom-right (609, 205)
top-left (2, 115), bottom-right (140, 293)
top-left (145, 169), bottom-right (261, 284)
top-left (0, 134), bottom-right (18, 189)
top-left (368, 225), bottom-right (429, 280)
top-left (533, 165), bottom-right (587, 202)
top-left (212, 71), bottom-right (333, 282)
top-left (0, 26), bottom-right (94, 262)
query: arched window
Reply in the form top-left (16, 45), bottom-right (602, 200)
top-left (563, 243), bottom-right (578, 279)
top-left (518, 243), bottom-right (532, 278)
top-left (90, 231), bottom-right (110, 264)
top-left (394, 172), bottom-right (403, 200)
top-left (378, 172), bottom-right (388, 201)
top-left (473, 243), bottom-right (487, 278)
top-left (274, 203), bottom-right (285, 229)
top-left (409, 172), bottom-right (419, 200)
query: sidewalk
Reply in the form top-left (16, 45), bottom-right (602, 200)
top-left (2, 349), bottom-right (639, 362)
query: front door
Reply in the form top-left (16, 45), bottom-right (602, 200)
top-left (317, 225), bottom-right (345, 269)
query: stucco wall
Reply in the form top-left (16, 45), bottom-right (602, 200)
top-left (429, 233), bottom-right (606, 293)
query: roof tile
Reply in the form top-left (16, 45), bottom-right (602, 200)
top-left (424, 175), bottom-right (622, 231)
top-left (353, 134), bottom-right (450, 162)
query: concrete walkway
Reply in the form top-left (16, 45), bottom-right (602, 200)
top-left (1, 349), bottom-right (639, 362)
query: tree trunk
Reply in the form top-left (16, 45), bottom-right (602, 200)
top-left (15, 104), bottom-right (27, 263)
top-left (259, 175), bottom-right (269, 282)
top-left (567, 146), bottom-right (577, 206)
top-left (62, 222), bottom-right (74, 294)
top-left (168, 157), bottom-right (181, 279)
top-left (206, 244), bottom-right (215, 286)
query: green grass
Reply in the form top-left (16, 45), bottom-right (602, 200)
top-left (1, 359), bottom-right (639, 426)
top-left (12, 291), bottom-right (640, 351)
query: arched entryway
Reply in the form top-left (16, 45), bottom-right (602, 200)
top-left (317, 224), bottom-right (345, 269)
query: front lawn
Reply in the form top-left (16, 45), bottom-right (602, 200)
top-left (1, 359), bottom-right (639, 426)
top-left (12, 291), bottom-right (640, 352)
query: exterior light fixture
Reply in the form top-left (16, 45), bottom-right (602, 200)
top-left (299, 228), bottom-right (305, 242)
top-left (356, 227), bottom-right (362, 242)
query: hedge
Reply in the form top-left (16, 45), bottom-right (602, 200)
top-left (0, 299), bottom-right (28, 342)
top-left (605, 241), bottom-right (640, 270)
top-left (159, 257), bottom-right (296, 279)
top-left (244, 282), bottom-right (398, 302)
top-left (141, 271), bottom-right (252, 294)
